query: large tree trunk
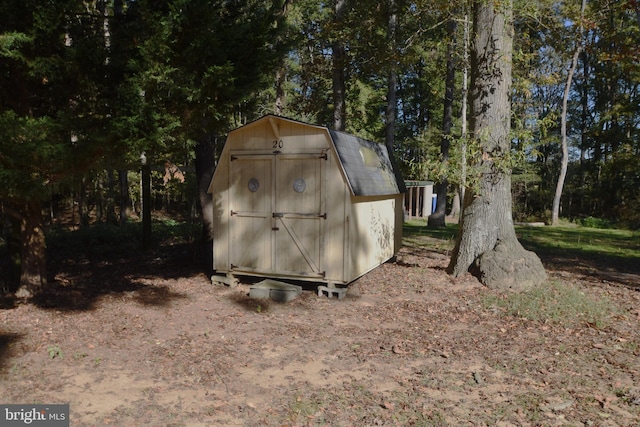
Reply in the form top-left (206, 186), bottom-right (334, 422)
top-left (428, 17), bottom-right (457, 228)
top-left (447, 0), bottom-right (546, 291)
top-left (14, 201), bottom-right (47, 299)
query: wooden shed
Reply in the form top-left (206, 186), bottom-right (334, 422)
top-left (208, 115), bottom-right (405, 287)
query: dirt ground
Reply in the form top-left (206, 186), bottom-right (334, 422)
top-left (1, 237), bottom-right (639, 426)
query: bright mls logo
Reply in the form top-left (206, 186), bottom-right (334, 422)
top-left (0, 405), bottom-right (69, 426)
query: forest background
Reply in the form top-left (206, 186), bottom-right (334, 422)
top-left (1, 0), bottom-right (639, 296)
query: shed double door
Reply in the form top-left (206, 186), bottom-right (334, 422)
top-left (229, 151), bottom-right (326, 278)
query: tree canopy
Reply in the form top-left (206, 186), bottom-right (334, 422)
top-left (1, 0), bottom-right (639, 296)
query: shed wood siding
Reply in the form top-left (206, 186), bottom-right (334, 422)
top-left (209, 115), bottom-right (404, 286)
top-left (347, 196), bottom-right (400, 279)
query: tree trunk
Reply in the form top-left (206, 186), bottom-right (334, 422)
top-left (579, 51), bottom-right (588, 212)
top-left (141, 153), bottom-right (152, 250)
top-left (194, 135), bottom-right (217, 241)
top-left (332, 0), bottom-right (346, 131)
top-left (383, 2), bottom-right (408, 199)
top-left (447, 0), bottom-right (546, 291)
top-left (551, 0), bottom-right (585, 226)
top-left (3, 212), bottom-right (22, 289)
top-left (449, 190), bottom-right (461, 219)
top-left (78, 177), bottom-right (89, 229)
top-left (459, 13), bottom-right (470, 221)
top-left (118, 169), bottom-right (130, 225)
top-left (106, 169), bottom-right (117, 224)
top-left (14, 201), bottom-right (47, 299)
top-left (275, 0), bottom-right (291, 116)
top-left (385, 69), bottom-right (397, 153)
top-left (428, 17), bottom-right (457, 228)
top-left (385, 0), bottom-right (397, 155)
top-left (275, 65), bottom-right (286, 116)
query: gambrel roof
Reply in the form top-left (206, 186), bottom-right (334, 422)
top-left (212, 115), bottom-right (406, 197)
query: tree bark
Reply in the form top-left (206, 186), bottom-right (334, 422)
top-left (106, 169), bottom-right (117, 224)
top-left (459, 13), bottom-right (470, 221)
top-left (579, 51), bottom-right (588, 212)
top-left (449, 190), bottom-right (461, 219)
top-left (275, 65), bottom-right (286, 116)
top-left (141, 153), bottom-right (152, 250)
top-left (12, 201), bottom-right (47, 299)
top-left (332, 0), bottom-right (346, 131)
top-left (447, 0), bottom-right (546, 291)
top-left (78, 177), bottom-right (89, 229)
top-left (2, 212), bottom-right (22, 290)
top-left (428, 17), bottom-right (457, 228)
top-left (551, 0), bottom-right (585, 226)
top-left (118, 170), bottom-right (130, 225)
top-left (194, 135), bottom-right (217, 241)
top-left (385, 0), bottom-right (397, 155)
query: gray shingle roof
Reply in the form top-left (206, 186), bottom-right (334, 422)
top-left (329, 130), bottom-right (405, 197)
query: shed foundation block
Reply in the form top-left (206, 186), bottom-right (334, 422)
top-left (211, 274), bottom-right (239, 287)
top-left (317, 285), bottom-right (347, 299)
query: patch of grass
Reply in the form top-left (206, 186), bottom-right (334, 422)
top-left (516, 225), bottom-right (640, 260)
top-left (482, 280), bottom-right (618, 328)
top-left (403, 221), bottom-right (640, 277)
top-left (404, 221), bottom-right (640, 262)
top-left (279, 380), bottom-right (452, 426)
top-left (491, 392), bottom-right (546, 424)
top-left (402, 221), bottom-right (458, 253)
top-left (386, 390), bottom-right (448, 426)
top-left (286, 393), bottom-right (324, 424)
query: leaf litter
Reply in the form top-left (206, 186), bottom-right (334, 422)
top-left (0, 243), bottom-right (639, 426)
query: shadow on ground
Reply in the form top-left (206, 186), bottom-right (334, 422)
top-left (0, 332), bottom-right (23, 372)
top-left (8, 241), bottom-right (209, 312)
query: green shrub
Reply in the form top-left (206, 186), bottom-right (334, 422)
top-left (47, 222), bottom-right (141, 256)
top-left (579, 216), bottom-right (614, 229)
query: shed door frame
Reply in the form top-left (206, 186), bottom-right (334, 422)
top-left (228, 150), bottom-right (327, 278)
